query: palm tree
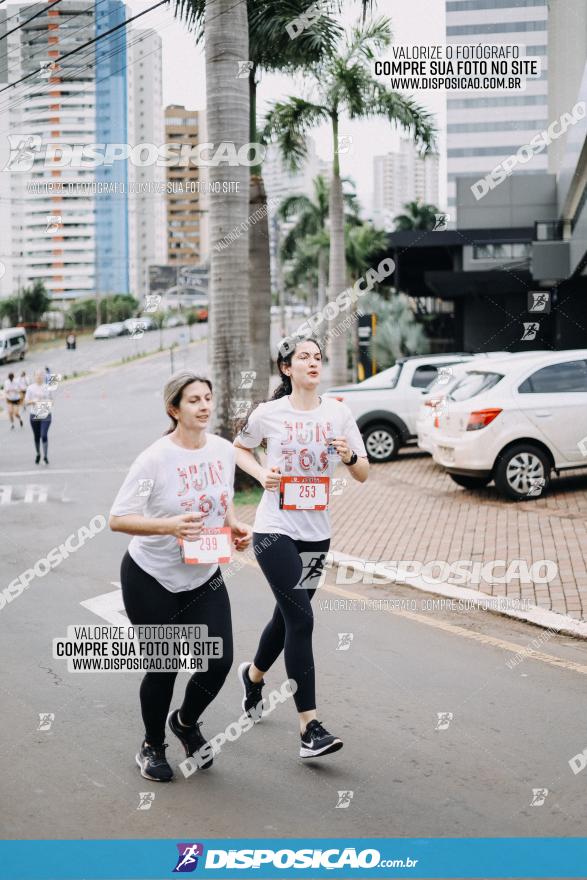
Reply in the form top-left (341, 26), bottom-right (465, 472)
top-left (345, 223), bottom-right (388, 282)
top-left (280, 174), bottom-right (359, 319)
top-left (265, 16), bottom-right (436, 384)
top-left (204, 0), bottom-right (251, 438)
top-left (394, 199), bottom-right (440, 231)
top-left (173, 0), bottom-right (342, 403)
top-left (360, 290), bottom-right (430, 369)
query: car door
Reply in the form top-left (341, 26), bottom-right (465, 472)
top-left (514, 358), bottom-right (587, 463)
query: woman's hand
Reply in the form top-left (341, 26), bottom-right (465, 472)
top-left (331, 437), bottom-right (353, 464)
top-left (231, 521), bottom-right (252, 552)
top-left (166, 513), bottom-right (204, 541)
top-left (261, 466), bottom-right (282, 491)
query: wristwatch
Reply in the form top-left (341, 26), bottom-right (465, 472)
top-left (344, 451), bottom-right (358, 466)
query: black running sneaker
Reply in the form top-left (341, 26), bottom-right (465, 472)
top-left (135, 741), bottom-right (173, 782)
top-left (167, 709), bottom-right (213, 770)
top-left (237, 662), bottom-right (265, 722)
top-left (300, 720), bottom-right (343, 759)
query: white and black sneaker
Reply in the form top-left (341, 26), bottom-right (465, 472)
top-left (300, 720), bottom-right (343, 759)
top-left (135, 741), bottom-right (173, 782)
top-left (237, 662), bottom-right (265, 722)
top-left (167, 709), bottom-right (213, 770)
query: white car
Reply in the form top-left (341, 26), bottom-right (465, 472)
top-left (326, 353), bottom-right (476, 461)
top-left (432, 350), bottom-right (587, 499)
top-left (416, 352), bottom-right (522, 454)
top-left (124, 317), bottom-right (157, 334)
top-left (93, 323), bottom-right (125, 339)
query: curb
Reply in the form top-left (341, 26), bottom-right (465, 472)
top-left (329, 551), bottom-right (587, 640)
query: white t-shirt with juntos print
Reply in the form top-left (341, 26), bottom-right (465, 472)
top-left (110, 434), bottom-right (236, 592)
top-left (235, 395), bottom-right (367, 542)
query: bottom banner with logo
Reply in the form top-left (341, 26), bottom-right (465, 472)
top-left (0, 838), bottom-right (586, 878)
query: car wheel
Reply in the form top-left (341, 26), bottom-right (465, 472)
top-left (19, 352), bottom-right (25, 360)
top-left (363, 423), bottom-right (400, 462)
top-left (494, 444), bottom-right (551, 500)
top-left (449, 474), bottom-right (491, 490)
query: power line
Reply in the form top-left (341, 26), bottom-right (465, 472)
top-left (0, 0), bottom-right (112, 72)
top-left (0, 0), bottom-right (62, 42)
top-left (0, 0), bottom-right (167, 95)
top-left (0, 23), bottom-right (170, 125)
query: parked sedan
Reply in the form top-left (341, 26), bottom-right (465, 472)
top-left (416, 352), bottom-right (512, 454)
top-left (432, 350), bottom-right (587, 499)
top-left (93, 323), bottom-right (125, 339)
top-left (326, 353), bottom-right (475, 461)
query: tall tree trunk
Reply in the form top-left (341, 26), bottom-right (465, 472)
top-left (275, 217), bottom-right (287, 339)
top-left (248, 70), bottom-right (272, 403)
top-left (249, 174), bottom-right (272, 400)
top-left (328, 114), bottom-right (348, 384)
top-left (316, 247), bottom-right (327, 345)
top-left (205, 0), bottom-right (251, 440)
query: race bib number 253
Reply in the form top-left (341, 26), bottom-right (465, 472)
top-left (279, 476), bottom-right (330, 511)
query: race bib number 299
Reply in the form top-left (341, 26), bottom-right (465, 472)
top-left (179, 527), bottom-right (232, 564)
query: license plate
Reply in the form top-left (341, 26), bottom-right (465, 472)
top-left (179, 527), bottom-right (232, 564)
top-left (438, 445), bottom-right (455, 463)
top-left (279, 476), bottom-right (330, 510)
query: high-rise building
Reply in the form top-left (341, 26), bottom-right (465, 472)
top-left (0, 0), bottom-right (130, 302)
top-left (262, 138), bottom-right (330, 211)
top-left (445, 0), bottom-right (549, 220)
top-left (126, 28), bottom-right (166, 299)
top-left (372, 139), bottom-right (440, 228)
top-left (164, 105), bottom-right (208, 267)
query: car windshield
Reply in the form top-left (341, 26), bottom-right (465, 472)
top-left (449, 371), bottom-right (503, 401)
top-left (356, 363), bottom-right (402, 389)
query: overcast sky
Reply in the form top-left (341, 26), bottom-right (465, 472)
top-left (125, 0), bottom-right (447, 216)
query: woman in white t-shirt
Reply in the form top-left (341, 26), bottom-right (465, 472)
top-left (3, 372), bottom-right (23, 429)
top-left (109, 370), bottom-right (252, 782)
top-left (23, 370), bottom-right (53, 463)
top-left (234, 337), bottom-right (369, 759)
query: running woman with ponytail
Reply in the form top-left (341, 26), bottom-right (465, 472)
top-left (109, 371), bottom-right (252, 781)
top-left (234, 338), bottom-right (369, 758)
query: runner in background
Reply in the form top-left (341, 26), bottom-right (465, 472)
top-left (109, 371), bottom-right (252, 782)
top-left (23, 370), bottom-right (53, 464)
top-left (233, 337), bottom-right (369, 759)
top-left (3, 372), bottom-right (23, 429)
top-left (18, 370), bottom-right (30, 405)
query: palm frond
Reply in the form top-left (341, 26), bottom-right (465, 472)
top-left (170, 0), bottom-right (205, 42)
top-left (265, 98), bottom-right (330, 171)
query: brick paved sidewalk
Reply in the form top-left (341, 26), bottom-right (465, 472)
top-left (329, 450), bottom-right (587, 623)
top-left (238, 450), bottom-right (587, 623)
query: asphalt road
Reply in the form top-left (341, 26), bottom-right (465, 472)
top-left (4, 322), bottom-right (207, 383)
top-left (1, 347), bottom-right (586, 841)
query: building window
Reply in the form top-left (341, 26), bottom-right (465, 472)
top-left (447, 21), bottom-right (546, 35)
top-left (448, 146), bottom-right (547, 157)
top-left (449, 94), bottom-right (547, 110)
top-left (448, 119), bottom-right (547, 133)
top-left (447, 0), bottom-right (546, 10)
top-left (472, 243), bottom-right (531, 260)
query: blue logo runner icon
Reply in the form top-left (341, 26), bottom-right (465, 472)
top-left (173, 843), bottom-right (204, 872)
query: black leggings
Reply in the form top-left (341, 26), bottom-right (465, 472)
top-left (30, 414), bottom-right (51, 457)
top-left (121, 551), bottom-right (233, 747)
top-left (252, 533), bottom-right (330, 713)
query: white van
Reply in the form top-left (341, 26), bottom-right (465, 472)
top-left (0, 328), bottom-right (28, 364)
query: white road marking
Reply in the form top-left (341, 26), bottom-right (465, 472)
top-left (80, 583), bottom-right (128, 627)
